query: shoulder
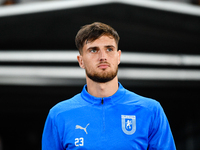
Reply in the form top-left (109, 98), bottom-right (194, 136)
top-left (122, 89), bottom-right (162, 113)
top-left (48, 93), bottom-right (87, 119)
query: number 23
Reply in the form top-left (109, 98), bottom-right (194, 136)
top-left (75, 137), bottom-right (84, 146)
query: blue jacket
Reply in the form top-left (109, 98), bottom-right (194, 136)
top-left (42, 83), bottom-right (176, 150)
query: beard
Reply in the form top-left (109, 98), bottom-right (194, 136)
top-left (85, 66), bottom-right (118, 83)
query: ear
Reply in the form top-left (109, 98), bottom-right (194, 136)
top-left (117, 50), bottom-right (121, 65)
top-left (77, 55), bottom-right (85, 69)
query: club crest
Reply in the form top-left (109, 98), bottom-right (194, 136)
top-left (121, 115), bottom-right (136, 135)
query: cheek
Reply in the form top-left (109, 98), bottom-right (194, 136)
top-left (113, 57), bottom-right (120, 65)
top-left (82, 59), bottom-right (91, 69)
top-left (83, 56), bottom-right (96, 66)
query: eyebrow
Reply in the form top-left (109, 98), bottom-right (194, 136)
top-left (87, 45), bottom-right (115, 50)
top-left (87, 46), bottom-right (99, 51)
top-left (105, 45), bottom-right (115, 48)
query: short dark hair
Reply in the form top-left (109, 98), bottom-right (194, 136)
top-left (75, 22), bottom-right (120, 54)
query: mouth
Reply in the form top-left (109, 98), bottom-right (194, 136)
top-left (98, 63), bottom-right (110, 69)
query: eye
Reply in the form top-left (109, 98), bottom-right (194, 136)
top-left (107, 48), bottom-right (113, 52)
top-left (90, 49), bottom-right (97, 53)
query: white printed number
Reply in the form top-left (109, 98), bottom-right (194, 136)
top-left (75, 138), bottom-right (84, 147)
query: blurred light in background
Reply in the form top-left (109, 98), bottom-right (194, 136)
top-left (0, 0), bottom-right (200, 6)
top-left (0, 0), bottom-right (200, 17)
top-left (0, 51), bottom-right (200, 85)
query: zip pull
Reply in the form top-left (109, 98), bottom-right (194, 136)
top-left (101, 98), bottom-right (104, 104)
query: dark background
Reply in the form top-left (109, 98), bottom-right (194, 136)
top-left (0, 2), bottom-right (200, 150)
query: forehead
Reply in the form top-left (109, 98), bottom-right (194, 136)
top-left (83, 35), bottom-right (117, 49)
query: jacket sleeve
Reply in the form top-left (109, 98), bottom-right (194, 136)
top-left (148, 102), bottom-right (176, 150)
top-left (42, 112), bottom-right (64, 150)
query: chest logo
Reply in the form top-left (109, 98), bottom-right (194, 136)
top-left (75, 123), bottom-right (90, 134)
top-left (121, 115), bottom-right (136, 135)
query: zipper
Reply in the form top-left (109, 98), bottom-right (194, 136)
top-left (101, 98), bottom-right (104, 104)
top-left (100, 98), bottom-right (106, 146)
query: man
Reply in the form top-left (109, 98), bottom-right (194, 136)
top-left (42, 22), bottom-right (176, 150)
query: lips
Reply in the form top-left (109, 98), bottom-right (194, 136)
top-left (98, 63), bottom-right (110, 69)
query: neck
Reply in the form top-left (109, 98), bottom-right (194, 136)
top-left (86, 76), bottom-right (119, 98)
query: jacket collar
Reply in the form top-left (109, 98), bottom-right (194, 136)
top-left (81, 82), bottom-right (126, 105)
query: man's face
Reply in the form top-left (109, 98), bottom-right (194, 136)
top-left (77, 35), bottom-right (121, 83)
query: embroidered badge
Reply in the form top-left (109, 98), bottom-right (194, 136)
top-left (121, 115), bottom-right (136, 135)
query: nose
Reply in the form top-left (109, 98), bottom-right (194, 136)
top-left (99, 50), bottom-right (107, 62)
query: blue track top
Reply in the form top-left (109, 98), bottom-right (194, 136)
top-left (42, 83), bottom-right (176, 150)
